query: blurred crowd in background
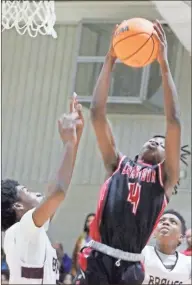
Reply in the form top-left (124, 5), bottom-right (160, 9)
top-left (1, 213), bottom-right (191, 284)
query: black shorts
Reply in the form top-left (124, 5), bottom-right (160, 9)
top-left (74, 249), bottom-right (145, 285)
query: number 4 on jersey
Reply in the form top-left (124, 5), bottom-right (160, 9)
top-left (127, 183), bottom-right (141, 214)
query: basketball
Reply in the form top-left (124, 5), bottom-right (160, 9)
top-left (113, 18), bottom-right (159, 68)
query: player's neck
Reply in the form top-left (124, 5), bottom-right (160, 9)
top-left (137, 155), bottom-right (156, 166)
top-left (155, 243), bottom-right (176, 255)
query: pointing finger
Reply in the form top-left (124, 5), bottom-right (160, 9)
top-left (75, 103), bottom-right (83, 120)
top-left (70, 93), bottom-right (77, 113)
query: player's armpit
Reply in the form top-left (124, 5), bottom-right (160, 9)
top-left (20, 208), bottom-right (49, 238)
top-left (163, 121), bottom-right (181, 197)
top-left (32, 191), bottom-right (65, 228)
top-left (90, 112), bottom-right (119, 173)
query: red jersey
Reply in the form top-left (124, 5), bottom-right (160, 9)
top-left (182, 248), bottom-right (192, 256)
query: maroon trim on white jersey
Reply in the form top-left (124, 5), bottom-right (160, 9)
top-left (21, 266), bottom-right (44, 279)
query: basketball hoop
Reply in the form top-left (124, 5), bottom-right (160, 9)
top-left (2, 1), bottom-right (57, 38)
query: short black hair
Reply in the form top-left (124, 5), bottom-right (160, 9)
top-left (83, 213), bottom-right (95, 233)
top-left (1, 179), bottom-right (20, 231)
top-left (163, 209), bottom-right (187, 236)
top-left (153, 135), bottom-right (165, 139)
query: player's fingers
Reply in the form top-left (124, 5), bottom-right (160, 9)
top-left (70, 93), bottom-right (76, 113)
top-left (59, 113), bottom-right (75, 129)
top-left (60, 115), bottom-right (69, 128)
top-left (73, 92), bottom-right (78, 102)
top-left (76, 103), bottom-right (82, 112)
top-left (59, 113), bottom-right (66, 123)
top-left (152, 29), bottom-right (162, 45)
top-left (75, 119), bottom-right (83, 127)
top-left (74, 94), bottom-right (78, 110)
top-left (57, 119), bottom-right (63, 132)
top-left (72, 93), bottom-right (83, 120)
top-left (58, 119), bottom-right (61, 127)
top-left (69, 99), bottom-right (74, 113)
top-left (73, 92), bottom-right (79, 112)
top-left (153, 24), bottom-right (164, 43)
top-left (70, 111), bottom-right (79, 121)
top-left (156, 20), bottom-right (166, 39)
top-left (76, 103), bottom-right (83, 119)
top-left (153, 23), bottom-right (162, 38)
top-left (154, 21), bottom-right (165, 42)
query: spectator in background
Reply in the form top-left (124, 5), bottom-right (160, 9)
top-left (1, 248), bottom-right (9, 285)
top-left (1, 271), bottom-right (9, 285)
top-left (53, 243), bottom-right (72, 284)
top-left (63, 273), bottom-right (72, 285)
top-left (1, 248), bottom-right (9, 272)
top-left (182, 228), bottom-right (192, 256)
top-left (71, 213), bottom-right (95, 277)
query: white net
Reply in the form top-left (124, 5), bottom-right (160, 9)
top-left (2, 0), bottom-right (57, 38)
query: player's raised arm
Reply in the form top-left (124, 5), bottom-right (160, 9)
top-left (90, 26), bottom-right (120, 174)
top-left (32, 98), bottom-right (84, 228)
top-left (154, 20), bottom-right (181, 197)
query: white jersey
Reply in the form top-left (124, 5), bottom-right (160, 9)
top-left (4, 209), bottom-right (59, 284)
top-left (142, 245), bottom-right (191, 284)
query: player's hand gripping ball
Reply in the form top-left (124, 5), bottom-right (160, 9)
top-left (112, 18), bottom-right (159, 68)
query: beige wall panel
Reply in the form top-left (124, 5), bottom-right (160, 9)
top-left (2, 25), bottom-right (77, 183)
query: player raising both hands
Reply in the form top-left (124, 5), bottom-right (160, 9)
top-left (75, 20), bottom-right (188, 285)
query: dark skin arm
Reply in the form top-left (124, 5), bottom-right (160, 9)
top-left (91, 21), bottom-right (181, 196)
top-left (49, 97), bottom-right (84, 221)
top-left (154, 20), bottom-right (181, 198)
top-left (33, 97), bottom-right (84, 227)
top-left (90, 26), bottom-right (120, 176)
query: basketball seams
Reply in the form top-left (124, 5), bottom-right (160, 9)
top-left (141, 34), bottom-right (155, 66)
top-left (113, 32), bottom-right (151, 49)
top-left (119, 32), bottom-right (153, 62)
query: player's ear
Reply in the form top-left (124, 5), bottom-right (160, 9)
top-left (12, 202), bottom-right (24, 211)
top-left (12, 202), bottom-right (25, 219)
top-left (178, 234), bottom-right (184, 245)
